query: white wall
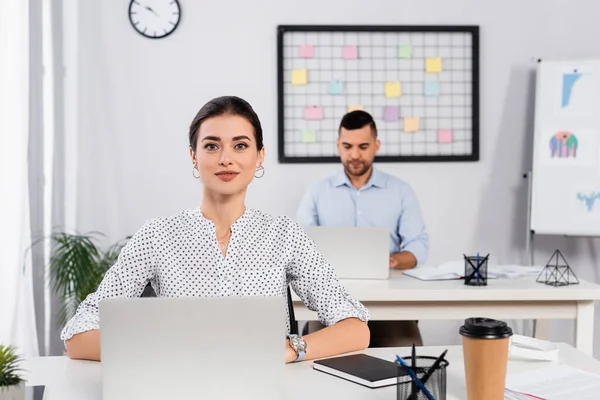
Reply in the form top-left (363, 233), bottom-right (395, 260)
top-left (73, 0), bottom-right (600, 353)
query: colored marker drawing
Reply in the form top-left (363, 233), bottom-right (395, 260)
top-left (576, 192), bottom-right (600, 212)
top-left (562, 72), bottom-right (582, 108)
top-left (549, 131), bottom-right (578, 158)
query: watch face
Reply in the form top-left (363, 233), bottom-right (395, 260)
top-left (291, 336), bottom-right (306, 351)
top-left (129, 0), bottom-right (181, 39)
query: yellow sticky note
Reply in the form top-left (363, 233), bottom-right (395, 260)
top-left (385, 81), bottom-right (401, 98)
top-left (347, 105), bottom-right (364, 112)
top-left (403, 117), bottom-right (419, 132)
top-left (302, 129), bottom-right (316, 143)
top-left (426, 58), bottom-right (442, 73)
top-left (292, 69), bottom-right (307, 85)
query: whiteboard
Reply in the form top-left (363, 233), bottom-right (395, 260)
top-left (530, 59), bottom-right (600, 236)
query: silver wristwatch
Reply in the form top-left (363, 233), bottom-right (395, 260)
top-left (287, 334), bottom-right (307, 362)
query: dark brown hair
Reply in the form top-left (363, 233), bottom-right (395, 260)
top-left (189, 96), bottom-right (264, 152)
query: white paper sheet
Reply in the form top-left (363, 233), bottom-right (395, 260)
top-left (506, 365), bottom-right (600, 399)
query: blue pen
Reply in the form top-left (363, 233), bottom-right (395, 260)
top-left (476, 252), bottom-right (480, 283)
top-left (396, 355), bottom-right (435, 400)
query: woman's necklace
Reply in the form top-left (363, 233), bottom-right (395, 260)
top-left (216, 228), bottom-right (231, 250)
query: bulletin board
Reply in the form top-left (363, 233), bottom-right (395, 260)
top-left (276, 25), bottom-right (480, 163)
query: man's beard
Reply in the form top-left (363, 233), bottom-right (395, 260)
top-left (343, 160), bottom-right (371, 177)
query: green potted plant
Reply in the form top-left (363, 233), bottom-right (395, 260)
top-left (47, 232), bottom-right (130, 326)
top-left (0, 345), bottom-right (24, 400)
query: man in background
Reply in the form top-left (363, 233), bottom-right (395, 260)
top-left (296, 110), bottom-right (429, 347)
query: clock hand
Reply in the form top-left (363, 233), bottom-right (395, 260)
top-left (144, 5), bottom-right (159, 16)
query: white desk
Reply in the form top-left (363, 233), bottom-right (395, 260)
top-left (22, 343), bottom-right (600, 400)
top-left (292, 271), bottom-right (600, 355)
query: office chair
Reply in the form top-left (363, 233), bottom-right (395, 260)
top-left (287, 286), bottom-right (299, 335)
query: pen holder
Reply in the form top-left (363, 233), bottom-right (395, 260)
top-left (396, 356), bottom-right (449, 400)
top-left (463, 255), bottom-right (488, 286)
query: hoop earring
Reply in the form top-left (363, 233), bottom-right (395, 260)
top-left (254, 165), bottom-right (264, 178)
top-left (192, 165), bottom-right (200, 179)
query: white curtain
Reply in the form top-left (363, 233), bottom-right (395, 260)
top-left (0, 0), bottom-right (40, 357)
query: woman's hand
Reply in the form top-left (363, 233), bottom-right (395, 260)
top-left (284, 318), bottom-right (369, 363)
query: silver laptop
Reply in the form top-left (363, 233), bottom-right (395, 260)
top-left (99, 296), bottom-right (286, 400)
top-left (306, 226), bottom-right (390, 279)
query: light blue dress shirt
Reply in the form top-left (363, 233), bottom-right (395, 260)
top-left (296, 167), bottom-right (429, 266)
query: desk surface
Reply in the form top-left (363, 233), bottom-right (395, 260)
top-left (290, 270), bottom-right (600, 302)
top-left (22, 343), bottom-right (600, 400)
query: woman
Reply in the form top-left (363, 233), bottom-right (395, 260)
top-left (62, 96), bottom-right (370, 363)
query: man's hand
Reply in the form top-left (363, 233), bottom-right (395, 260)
top-left (389, 251), bottom-right (417, 270)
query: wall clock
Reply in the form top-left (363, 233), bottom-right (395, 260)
top-left (129, 0), bottom-right (181, 39)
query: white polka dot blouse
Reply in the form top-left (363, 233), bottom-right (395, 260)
top-left (60, 208), bottom-right (370, 342)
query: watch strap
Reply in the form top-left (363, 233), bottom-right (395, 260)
top-left (287, 334), bottom-right (306, 362)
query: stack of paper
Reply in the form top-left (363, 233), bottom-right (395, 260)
top-left (403, 261), bottom-right (545, 281)
top-left (488, 265), bottom-right (544, 279)
top-left (504, 388), bottom-right (542, 399)
top-left (505, 365), bottom-right (600, 399)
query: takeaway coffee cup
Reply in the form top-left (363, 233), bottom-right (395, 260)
top-left (459, 317), bottom-right (513, 400)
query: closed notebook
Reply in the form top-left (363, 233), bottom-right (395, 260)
top-left (313, 354), bottom-right (405, 388)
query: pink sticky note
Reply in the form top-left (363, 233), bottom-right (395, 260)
top-left (383, 106), bottom-right (399, 122)
top-left (438, 129), bottom-right (453, 143)
top-left (304, 106), bottom-right (323, 120)
top-left (343, 45), bottom-right (358, 59)
top-left (299, 44), bottom-right (314, 58)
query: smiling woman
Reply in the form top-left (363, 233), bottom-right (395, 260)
top-left (61, 95), bottom-right (370, 364)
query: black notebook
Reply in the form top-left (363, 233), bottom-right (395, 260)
top-left (313, 354), bottom-right (406, 388)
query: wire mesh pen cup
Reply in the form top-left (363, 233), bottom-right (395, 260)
top-left (463, 255), bottom-right (488, 286)
top-left (396, 356), bottom-right (449, 400)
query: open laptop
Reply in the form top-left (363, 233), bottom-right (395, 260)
top-left (99, 296), bottom-right (286, 400)
top-left (306, 226), bottom-right (390, 279)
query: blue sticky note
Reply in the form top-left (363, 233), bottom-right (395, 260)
top-left (329, 80), bottom-right (344, 95)
top-left (425, 81), bottom-right (440, 96)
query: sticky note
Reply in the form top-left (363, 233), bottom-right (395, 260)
top-left (329, 80), bottom-right (344, 95)
top-left (302, 129), bottom-right (317, 143)
top-left (299, 45), bottom-right (314, 58)
top-left (438, 129), bottom-right (453, 143)
top-left (385, 81), bottom-right (401, 98)
top-left (403, 117), bottom-right (419, 132)
top-left (426, 58), bottom-right (442, 73)
top-left (347, 105), bottom-right (364, 112)
top-left (398, 45), bottom-right (412, 59)
top-left (425, 81), bottom-right (440, 96)
top-left (343, 45), bottom-right (358, 59)
top-left (383, 106), bottom-right (399, 122)
top-left (292, 69), bottom-right (307, 85)
top-left (304, 106), bottom-right (323, 120)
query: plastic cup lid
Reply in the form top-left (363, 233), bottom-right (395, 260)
top-left (459, 317), bottom-right (513, 339)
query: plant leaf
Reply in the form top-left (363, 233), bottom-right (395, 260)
top-left (0, 345), bottom-right (23, 387)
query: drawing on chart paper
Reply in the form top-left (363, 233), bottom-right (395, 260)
top-left (576, 191), bottom-right (600, 212)
top-left (556, 67), bottom-right (596, 116)
top-left (549, 131), bottom-right (578, 158)
top-left (561, 70), bottom-right (583, 108)
top-left (540, 128), bottom-right (596, 167)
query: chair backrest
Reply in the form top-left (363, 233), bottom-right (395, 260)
top-left (287, 286), bottom-right (298, 334)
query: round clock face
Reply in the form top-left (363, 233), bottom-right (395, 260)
top-left (128, 0), bottom-right (181, 39)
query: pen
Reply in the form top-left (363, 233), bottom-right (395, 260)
top-left (420, 349), bottom-right (448, 385)
top-left (476, 252), bottom-right (480, 283)
top-left (396, 355), bottom-right (435, 400)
